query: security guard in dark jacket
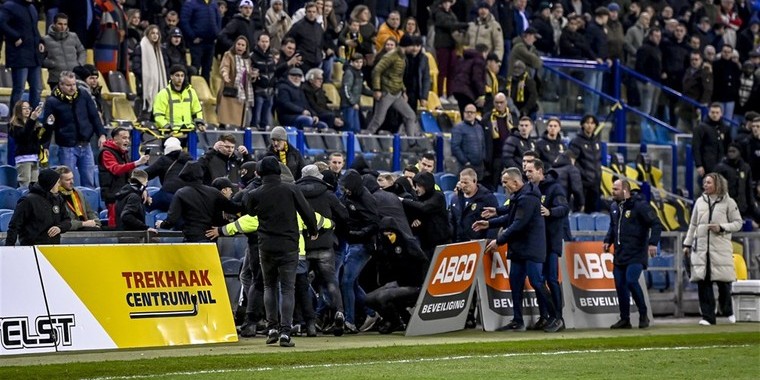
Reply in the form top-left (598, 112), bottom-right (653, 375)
top-left (526, 161), bottom-right (569, 331)
top-left (6, 169), bottom-right (71, 246)
top-left (475, 167), bottom-right (558, 332)
top-left (450, 168), bottom-right (498, 242)
top-left (604, 179), bottom-right (662, 329)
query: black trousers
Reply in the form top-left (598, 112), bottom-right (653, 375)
top-left (697, 252), bottom-right (733, 324)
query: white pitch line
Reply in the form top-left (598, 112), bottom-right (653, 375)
top-left (84, 344), bottom-right (751, 380)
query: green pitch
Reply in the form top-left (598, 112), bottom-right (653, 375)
top-left (2, 322), bottom-right (758, 379)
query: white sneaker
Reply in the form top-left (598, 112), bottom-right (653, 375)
top-left (439, 96), bottom-right (450, 105)
top-left (698, 319), bottom-right (711, 326)
top-left (727, 315), bottom-right (736, 323)
top-left (360, 313), bottom-right (380, 332)
top-left (448, 95), bottom-right (458, 104)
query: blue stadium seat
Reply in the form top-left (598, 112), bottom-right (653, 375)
top-left (147, 176), bottom-right (161, 188)
top-left (568, 214), bottom-right (579, 231)
top-left (444, 190), bottom-right (455, 207)
top-left (438, 173), bottom-right (458, 192)
top-left (494, 193), bottom-right (508, 207)
top-left (0, 188), bottom-right (21, 209)
top-left (576, 213), bottom-right (594, 231)
top-left (0, 212), bottom-right (13, 232)
top-left (99, 210), bottom-right (108, 219)
top-left (284, 127), bottom-right (299, 147)
top-left (221, 257), bottom-right (243, 311)
top-left (0, 208), bottom-right (14, 216)
top-left (433, 172), bottom-right (445, 185)
top-left (647, 254), bottom-right (673, 291)
top-left (76, 187), bottom-right (101, 212)
top-left (147, 186), bottom-right (160, 197)
top-left (0, 165), bottom-right (18, 188)
top-left (593, 212), bottom-right (611, 232)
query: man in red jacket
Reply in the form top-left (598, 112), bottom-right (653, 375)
top-left (97, 127), bottom-right (149, 227)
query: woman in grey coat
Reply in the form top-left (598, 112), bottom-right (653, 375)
top-left (683, 172), bottom-right (744, 326)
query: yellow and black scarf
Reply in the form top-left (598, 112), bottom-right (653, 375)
top-left (489, 109), bottom-right (511, 139)
top-left (53, 86), bottom-right (79, 103)
top-left (505, 73), bottom-right (527, 103)
top-left (278, 143), bottom-right (289, 164)
top-left (59, 188), bottom-right (86, 220)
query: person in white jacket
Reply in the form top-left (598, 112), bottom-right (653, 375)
top-left (683, 172), bottom-right (744, 326)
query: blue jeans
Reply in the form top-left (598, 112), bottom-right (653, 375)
top-left (59, 144), bottom-right (96, 188)
top-left (341, 244), bottom-right (372, 324)
top-left (613, 263), bottom-right (647, 320)
top-left (11, 67), bottom-right (42, 111)
top-left (189, 42), bottom-right (214, 83)
top-left (252, 93), bottom-right (274, 129)
top-left (539, 252), bottom-right (563, 319)
top-left (583, 70), bottom-right (603, 116)
top-left (510, 259), bottom-right (553, 324)
top-left (342, 107), bottom-right (361, 133)
top-left (292, 115), bottom-right (328, 130)
top-left (321, 56), bottom-right (335, 83)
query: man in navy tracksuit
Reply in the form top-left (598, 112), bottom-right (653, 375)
top-left (450, 168), bottom-right (498, 242)
top-left (604, 179), bottom-right (662, 329)
top-left (525, 160), bottom-right (568, 332)
top-left (474, 167), bottom-right (557, 332)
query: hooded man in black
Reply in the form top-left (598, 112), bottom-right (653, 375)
top-left (246, 156), bottom-right (317, 347)
top-left (401, 172), bottom-right (451, 259)
top-left (296, 164), bottom-right (349, 336)
top-left (145, 137), bottom-right (192, 211)
top-left (156, 161), bottom-right (242, 242)
top-left (339, 169), bottom-right (379, 333)
top-left (366, 217), bottom-right (430, 334)
top-left (6, 169), bottom-right (71, 246)
top-left (362, 174), bottom-right (413, 237)
top-left (115, 169), bottom-right (156, 232)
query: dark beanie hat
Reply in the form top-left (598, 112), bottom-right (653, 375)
top-left (38, 169), bottom-right (61, 192)
top-left (258, 156), bottom-right (282, 176)
top-left (72, 64), bottom-right (99, 81)
top-left (169, 64), bottom-right (187, 76)
top-left (211, 177), bottom-right (234, 190)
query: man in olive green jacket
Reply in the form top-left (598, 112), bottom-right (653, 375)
top-left (366, 35), bottom-right (420, 136)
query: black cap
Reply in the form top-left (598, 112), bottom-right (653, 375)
top-left (72, 64), bottom-right (98, 81)
top-left (399, 34), bottom-right (415, 47)
top-left (211, 177), bottom-right (234, 191)
top-left (486, 53), bottom-right (501, 62)
top-left (595, 6), bottom-right (610, 16)
top-left (523, 27), bottom-right (541, 38)
top-left (169, 64), bottom-right (187, 76)
top-left (170, 27), bottom-right (182, 37)
top-left (257, 157), bottom-right (282, 176)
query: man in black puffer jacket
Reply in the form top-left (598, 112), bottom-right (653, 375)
top-left (362, 174), bottom-right (413, 237)
top-left (6, 169), bottom-right (71, 246)
top-left (525, 161), bottom-right (569, 332)
top-left (450, 168), bottom-right (498, 242)
top-left (145, 137), bottom-right (192, 211)
top-left (114, 169), bottom-right (154, 231)
top-left (198, 133), bottom-right (253, 188)
top-left (366, 217), bottom-right (430, 334)
top-left (604, 180), bottom-right (661, 330)
top-left (246, 156), bottom-right (317, 347)
top-left (157, 161), bottom-right (242, 242)
top-left (474, 167), bottom-right (556, 332)
top-left (296, 164), bottom-right (349, 336)
top-left (401, 171), bottom-right (451, 259)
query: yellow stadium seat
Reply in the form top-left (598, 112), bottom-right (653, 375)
top-left (425, 52), bottom-right (439, 94)
top-left (322, 83), bottom-right (340, 110)
top-left (97, 73), bottom-right (126, 101)
top-left (86, 49), bottom-right (94, 65)
top-left (427, 91), bottom-right (442, 110)
top-left (734, 252), bottom-right (748, 280)
top-left (191, 75), bottom-right (217, 106)
top-left (203, 102), bottom-right (218, 125)
top-left (332, 61), bottom-right (343, 85)
top-left (360, 95), bottom-right (374, 108)
top-left (0, 67), bottom-right (12, 96)
top-left (210, 57), bottom-right (222, 94)
top-left (38, 21), bottom-right (46, 37)
top-left (111, 97), bottom-right (138, 123)
top-left (128, 72), bottom-right (138, 94)
top-left (40, 68), bottom-right (51, 97)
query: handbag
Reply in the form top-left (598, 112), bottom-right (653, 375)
top-left (222, 86), bottom-right (239, 97)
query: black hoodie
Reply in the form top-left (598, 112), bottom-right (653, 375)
top-left (362, 174), bottom-right (413, 237)
top-left (339, 169), bottom-right (379, 246)
top-left (538, 171), bottom-right (570, 255)
top-left (551, 153), bottom-right (585, 212)
top-left (160, 162), bottom-right (242, 242)
top-left (145, 149), bottom-right (192, 193)
top-left (377, 217), bottom-right (430, 288)
top-left (114, 181), bottom-right (149, 231)
top-left (246, 157), bottom-right (318, 254)
top-left (5, 185), bottom-right (71, 246)
top-left (401, 172), bottom-right (451, 254)
top-left (296, 175), bottom-right (348, 251)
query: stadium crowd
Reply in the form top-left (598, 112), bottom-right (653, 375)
top-left (1, 0), bottom-right (759, 346)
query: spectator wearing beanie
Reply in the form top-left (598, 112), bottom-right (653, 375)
top-left (262, 126), bottom-right (306, 181)
top-left (72, 64), bottom-right (105, 117)
top-left (145, 137), bottom-right (193, 211)
top-left (5, 169), bottom-right (71, 246)
top-left (164, 28), bottom-right (189, 70)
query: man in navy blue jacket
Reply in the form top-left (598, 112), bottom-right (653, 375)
top-left (525, 159), bottom-right (568, 332)
top-left (42, 71), bottom-right (107, 188)
top-left (450, 168), bottom-right (497, 243)
top-left (0, 0), bottom-right (45, 109)
top-left (180, 0), bottom-right (221, 82)
top-left (474, 167), bottom-right (556, 332)
top-left (603, 179), bottom-right (662, 329)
